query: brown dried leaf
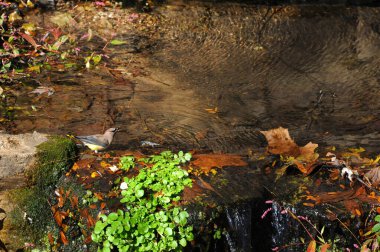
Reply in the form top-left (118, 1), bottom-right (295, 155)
top-left (260, 127), bottom-right (300, 156)
top-left (364, 167), bottom-right (380, 186)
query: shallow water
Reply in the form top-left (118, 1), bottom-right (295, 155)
top-left (3, 3), bottom-right (380, 154)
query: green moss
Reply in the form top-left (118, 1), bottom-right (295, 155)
top-left (10, 136), bottom-right (78, 245)
top-left (30, 136), bottom-right (78, 190)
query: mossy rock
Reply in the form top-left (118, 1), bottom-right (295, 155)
top-left (29, 136), bottom-right (78, 190)
top-left (9, 136), bottom-right (78, 245)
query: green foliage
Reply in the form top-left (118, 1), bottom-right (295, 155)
top-left (361, 214), bottom-right (380, 251)
top-left (92, 151), bottom-right (194, 251)
top-left (119, 156), bottom-right (135, 171)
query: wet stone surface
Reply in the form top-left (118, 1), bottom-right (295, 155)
top-left (0, 4), bottom-right (380, 154)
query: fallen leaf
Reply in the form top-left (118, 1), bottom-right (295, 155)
top-left (60, 231), bottom-right (69, 245)
top-left (93, 192), bottom-right (103, 200)
top-left (191, 154), bottom-right (247, 174)
top-left (364, 167), bottom-right (380, 186)
top-left (261, 127), bottom-right (319, 174)
top-left (53, 211), bottom-right (64, 226)
top-left (303, 202), bottom-right (315, 207)
top-left (48, 233), bottom-right (54, 245)
top-left (84, 235), bottom-right (92, 244)
top-left (19, 32), bottom-right (39, 48)
top-left (261, 127), bottom-right (300, 156)
top-left (100, 202), bottom-right (106, 210)
top-left (70, 196), bottom-right (78, 208)
top-left (91, 171), bottom-right (100, 178)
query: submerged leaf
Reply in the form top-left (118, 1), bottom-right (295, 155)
top-left (192, 154), bottom-right (247, 174)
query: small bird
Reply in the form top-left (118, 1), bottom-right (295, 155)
top-left (75, 128), bottom-right (119, 153)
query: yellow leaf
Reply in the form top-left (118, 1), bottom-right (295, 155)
top-left (91, 172), bottom-right (100, 178)
top-left (348, 147), bottom-right (365, 153)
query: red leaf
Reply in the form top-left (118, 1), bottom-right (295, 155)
top-left (19, 32), bottom-right (39, 48)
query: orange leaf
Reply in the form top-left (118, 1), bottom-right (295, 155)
top-left (48, 233), bottom-right (54, 245)
top-left (303, 202), bottom-right (315, 207)
top-left (72, 163), bottom-right (79, 171)
top-left (191, 154), bottom-right (247, 174)
top-left (355, 209), bottom-right (361, 216)
top-left (93, 192), bottom-right (104, 200)
top-left (60, 231), bottom-right (69, 245)
top-left (84, 235), bottom-right (92, 244)
top-left (87, 214), bottom-right (96, 227)
top-left (306, 240), bottom-right (316, 252)
top-left (54, 211), bottom-right (63, 226)
top-left (70, 196), bottom-right (79, 208)
top-left (100, 202), bottom-right (106, 210)
top-left (320, 243), bottom-right (330, 252)
top-left (100, 161), bottom-right (110, 168)
top-left (89, 204), bottom-right (97, 209)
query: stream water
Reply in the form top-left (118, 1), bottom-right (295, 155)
top-left (1, 2), bottom-right (380, 251)
top-left (2, 2), bottom-right (380, 154)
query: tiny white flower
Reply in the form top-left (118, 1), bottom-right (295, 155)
top-left (120, 182), bottom-right (128, 190)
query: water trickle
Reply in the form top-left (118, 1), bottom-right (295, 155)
top-left (225, 204), bottom-right (253, 251)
